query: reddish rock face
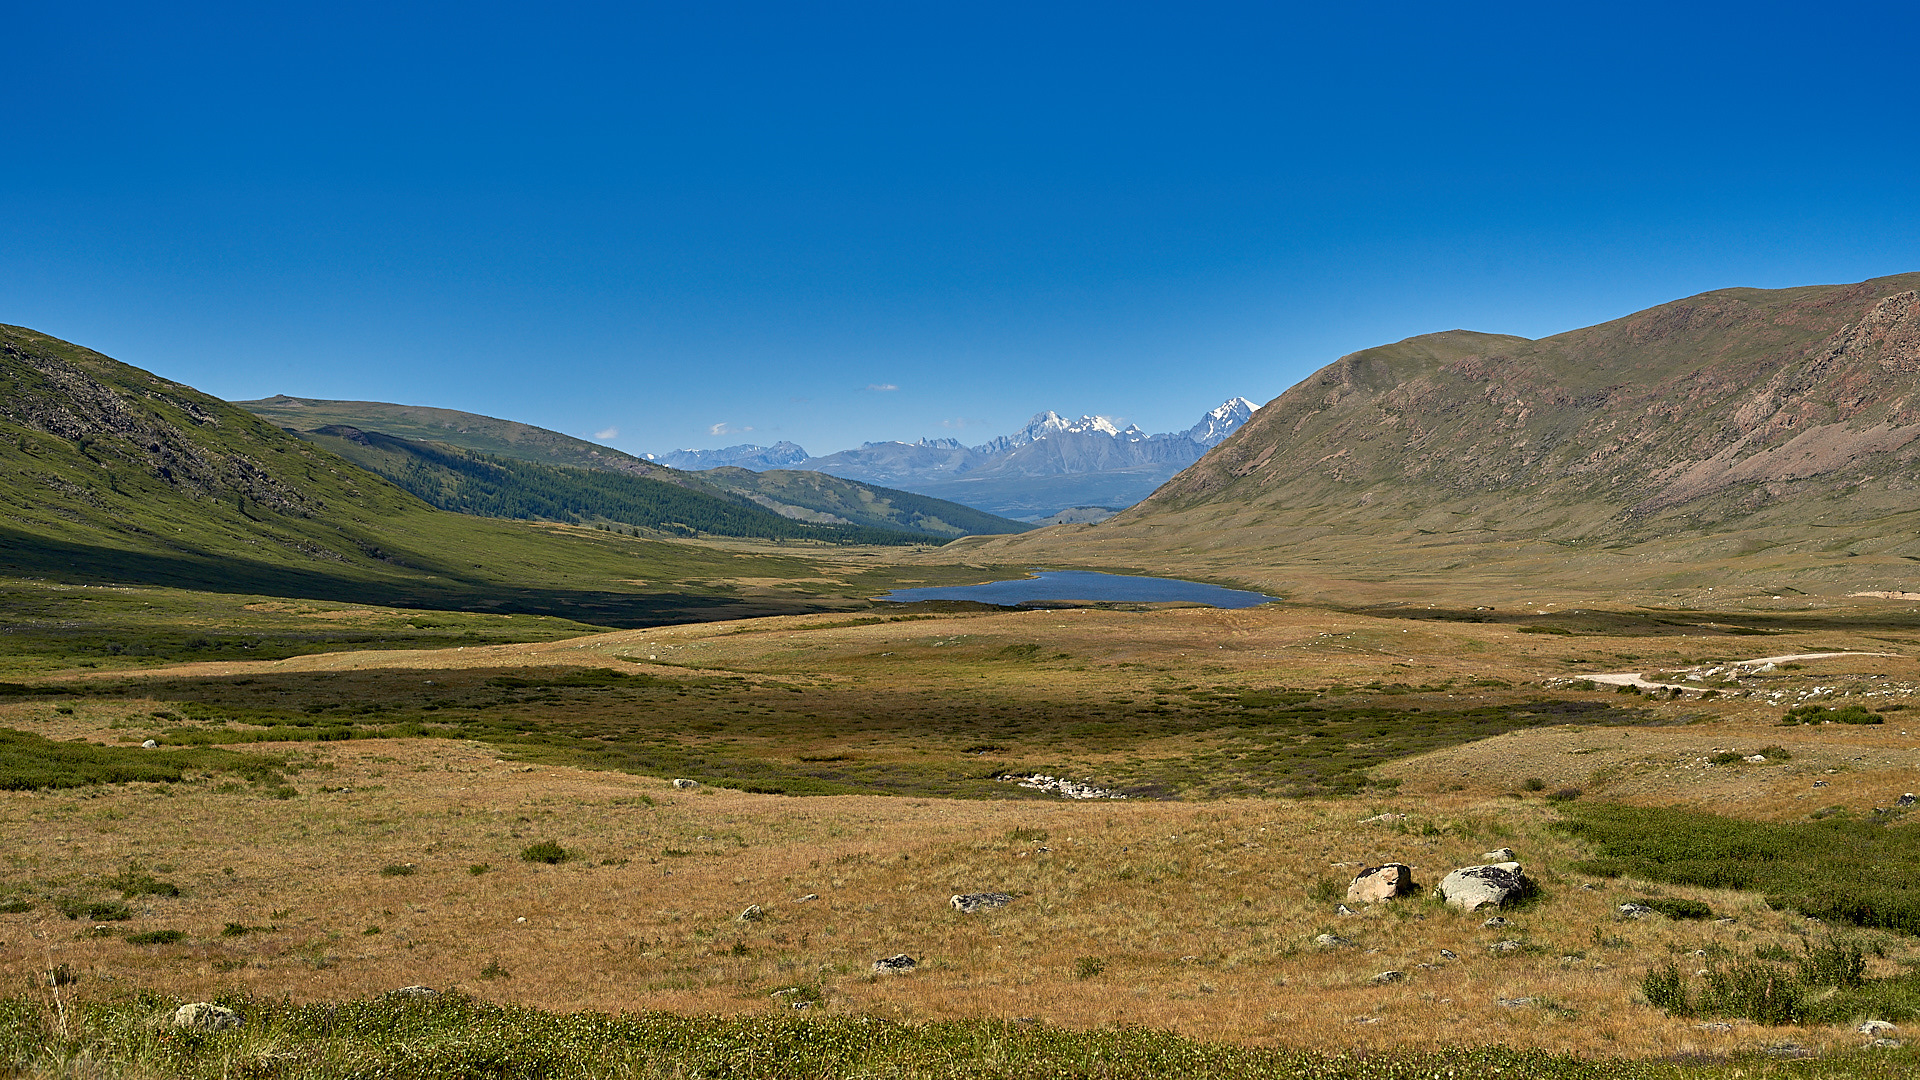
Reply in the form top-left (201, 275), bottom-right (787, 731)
top-left (1346, 862), bottom-right (1417, 904)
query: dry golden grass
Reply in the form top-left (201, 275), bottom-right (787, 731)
top-left (10, 598), bottom-right (1920, 1060)
top-left (3, 717), bottom-right (1915, 1060)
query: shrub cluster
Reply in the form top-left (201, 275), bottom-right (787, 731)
top-left (1640, 937), bottom-right (1870, 1025)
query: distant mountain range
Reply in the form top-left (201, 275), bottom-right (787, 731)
top-left (964, 273), bottom-right (1920, 597)
top-left (241, 397), bottom-right (1029, 539)
top-left (654, 397), bottom-right (1258, 518)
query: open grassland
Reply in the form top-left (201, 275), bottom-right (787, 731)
top-left (3, 596), bottom-right (1920, 1074)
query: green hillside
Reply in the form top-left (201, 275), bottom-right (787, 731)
top-left (299, 425), bottom-right (937, 545)
top-left (0, 324), bottom-right (919, 634)
top-left (240, 395), bottom-right (1031, 537)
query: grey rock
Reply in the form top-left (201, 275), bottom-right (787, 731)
top-left (1335, 904), bottom-right (1357, 917)
top-left (1618, 902), bottom-right (1655, 919)
top-left (1481, 848), bottom-right (1516, 862)
top-left (141, 739), bottom-right (158, 749)
top-left (1869, 1038), bottom-right (1904, 1048)
top-left (1358, 813), bottom-right (1406, 825)
top-left (950, 892), bottom-right (1013, 914)
top-left (1697, 1021), bottom-right (1733, 1032)
top-left (1901, 794), bottom-right (1917, 807)
top-left (1347, 863), bottom-right (1417, 904)
top-left (795, 894), bottom-right (819, 902)
top-left (172, 1002), bottom-right (241, 1030)
top-left (1439, 949), bottom-right (1458, 960)
top-left (1489, 940), bottom-right (1524, 953)
top-left (1861, 1020), bottom-right (1898, 1035)
top-left (1370, 970), bottom-right (1405, 984)
top-left (738, 905), bottom-right (766, 922)
top-left (872, 954), bottom-right (917, 975)
top-left (672, 778), bottom-right (699, 789)
top-left (1497, 997), bottom-right (1533, 1008)
top-left (1439, 862), bottom-right (1531, 912)
top-left (385, 985), bottom-right (437, 997)
top-left (1481, 916), bottom-right (1510, 929)
top-left (1314, 933), bottom-right (1355, 949)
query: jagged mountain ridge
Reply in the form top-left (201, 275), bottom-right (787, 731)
top-left (957, 274), bottom-right (1920, 596)
top-left (657, 397), bottom-right (1259, 518)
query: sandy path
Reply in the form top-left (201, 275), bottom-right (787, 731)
top-left (1587, 651), bottom-right (1899, 693)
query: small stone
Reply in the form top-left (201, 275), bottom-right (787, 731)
top-left (950, 892), bottom-right (1013, 914)
top-left (1439, 949), bottom-right (1458, 960)
top-left (1481, 916), bottom-right (1509, 929)
top-left (1814, 780), bottom-right (1829, 787)
top-left (141, 739), bottom-right (158, 749)
top-left (1618, 902), bottom-right (1655, 919)
top-left (1488, 940), bottom-right (1523, 953)
top-left (1481, 848), bottom-right (1516, 862)
top-left (1314, 933), bottom-right (1355, 949)
top-left (1860, 1020), bottom-right (1898, 1035)
top-left (791, 1000), bottom-right (811, 1010)
top-left (1358, 813), bottom-right (1406, 825)
top-left (1697, 1021), bottom-right (1732, 1032)
top-left (385, 985), bottom-right (437, 998)
top-left (795, 894), bottom-right (819, 902)
top-left (1336, 904), bottom-right (1357, 917)
top-left (1901, 794), bottom-right (1917, 807)
top-left (1370, 970), bottom-right (1405, 984)
top-left (1869, 1037), bottom-right (1904, 1048)
top-left (738, 905), bottom-right (766, 922)
top-left (1744, 754), bottom-right (1767, 763)
top-left (672, 778), bottom-right (699, 789)
top-left (1497, 997), bottom-right (1533, 1008)
top-left (872, 954), bottom-right (917, 975)
top-left (172, 1002), bottom-right (240, 1030)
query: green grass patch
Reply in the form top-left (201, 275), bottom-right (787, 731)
top-left (1783, 704), bottom-right (1881, 725)
top-left (0, 728), bottom-right (287, 791)
top-left (1558, 803), bottom-right (1920, 934)
top-left (6, 989), bottom-right (1916, 1079)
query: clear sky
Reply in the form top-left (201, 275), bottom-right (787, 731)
top-left (6, 2), bottom-right (1918, 457)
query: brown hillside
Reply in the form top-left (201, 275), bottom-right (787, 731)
top-left (954, 274), bottom-right (1920, 602)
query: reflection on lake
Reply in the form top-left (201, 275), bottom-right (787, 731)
top-left (875, 569), bottom-right (1278, 609)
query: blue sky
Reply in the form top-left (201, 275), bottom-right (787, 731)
top-left (6, 2), bottom-right (1918, 457)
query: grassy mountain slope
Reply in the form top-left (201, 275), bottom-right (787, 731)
top-left (0, 324), bottom-right (912, 628)
top-left (958, 274), bottom-right (1920, 599)
top-left (241, 396), bottom-right (1029, 537)
top-left (299, 425), bottom-right (937, 545)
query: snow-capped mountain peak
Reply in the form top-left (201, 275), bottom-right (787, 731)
top-left (1185, 396), bottom-right (1259, 447)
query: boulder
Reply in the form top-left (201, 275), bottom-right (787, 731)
top-left (1488, 939), bottom-right (1524, 953)
top-left (1369, 970), bottom-right (1405, 984)
top-left (1618, 902), bottom-right (1655, 919)
top-left (737, 905), bottom-right (766, 922)
top-left (172, 1002), bottom-right (241, 1030)
top-left (872, 954), bottom-right (917, 975)
top-left (1438, 862), bottom-right (1531, 912)
top-left (1481, 847), bottom-right (1516, 862)
top-left (1346, 863), bottom-right (1417, 904)
top-left (672, 778), bottom-right (699, 789)
top-left (1861, 1020), bottom-right (1898, 1035)
top-left (1480, 916), bottom-right (1509, 929)
top-left (1313, 933), bottom-right (1354, 949)
top-left (950, 892), bottom-right (1013, 914)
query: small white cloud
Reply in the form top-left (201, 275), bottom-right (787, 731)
top-left (939, 418), bottom-right (980, 429)
top-left (593, 426), bottom-right (619, 441)
top-left (865, 383), bottom-right (898, 392)
top-left (708, 422), bottom-right (756, 436)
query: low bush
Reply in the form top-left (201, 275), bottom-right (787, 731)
top-left (1633, 897), bottom-right (1712, 921)
top-left (125, 929), bottom-right (185, 946)
top-left (1782, 703), bottom-right (1881, 725)
top-left (520, 841), bottom-right (573, 864)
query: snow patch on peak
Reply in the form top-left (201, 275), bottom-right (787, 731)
top-left (1186, 397), bottom-right (1259, 447)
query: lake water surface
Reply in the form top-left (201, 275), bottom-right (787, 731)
top-left (875, 569), bottom-right (1278, 609)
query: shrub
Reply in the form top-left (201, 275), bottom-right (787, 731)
top-left (1522, 777), bottom-right (1546, 792)
top-left (1783, 704), bottom-right (1880, 725)
top-left (520, 841), bottom-right (573, 864)
top-left (0, 899), bottom-right (31, 914)
top-left (1699, 961), bottom-right (1802, 1025)
top-left (468, 863), bottom-right (490, 876)
top-left (125, 929), bottom-right (185, 946)
top-left (1798, 936), bottom-right (1866, 988)
top-left (480, 958), bottom-right (511, 979)
top-left (379, 863), bottom-right (416, 877)
top-left (1073, 956), bottom-right (1106, 980)
top-left (1641, 962), bottom-right (1691, 1015)
top-left (1545, 787), bottom-right (1582, 804)
top-left (58, 899), bottom-right (132, 921)
top-left (1707, 751), bottom-right (1742, 765)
